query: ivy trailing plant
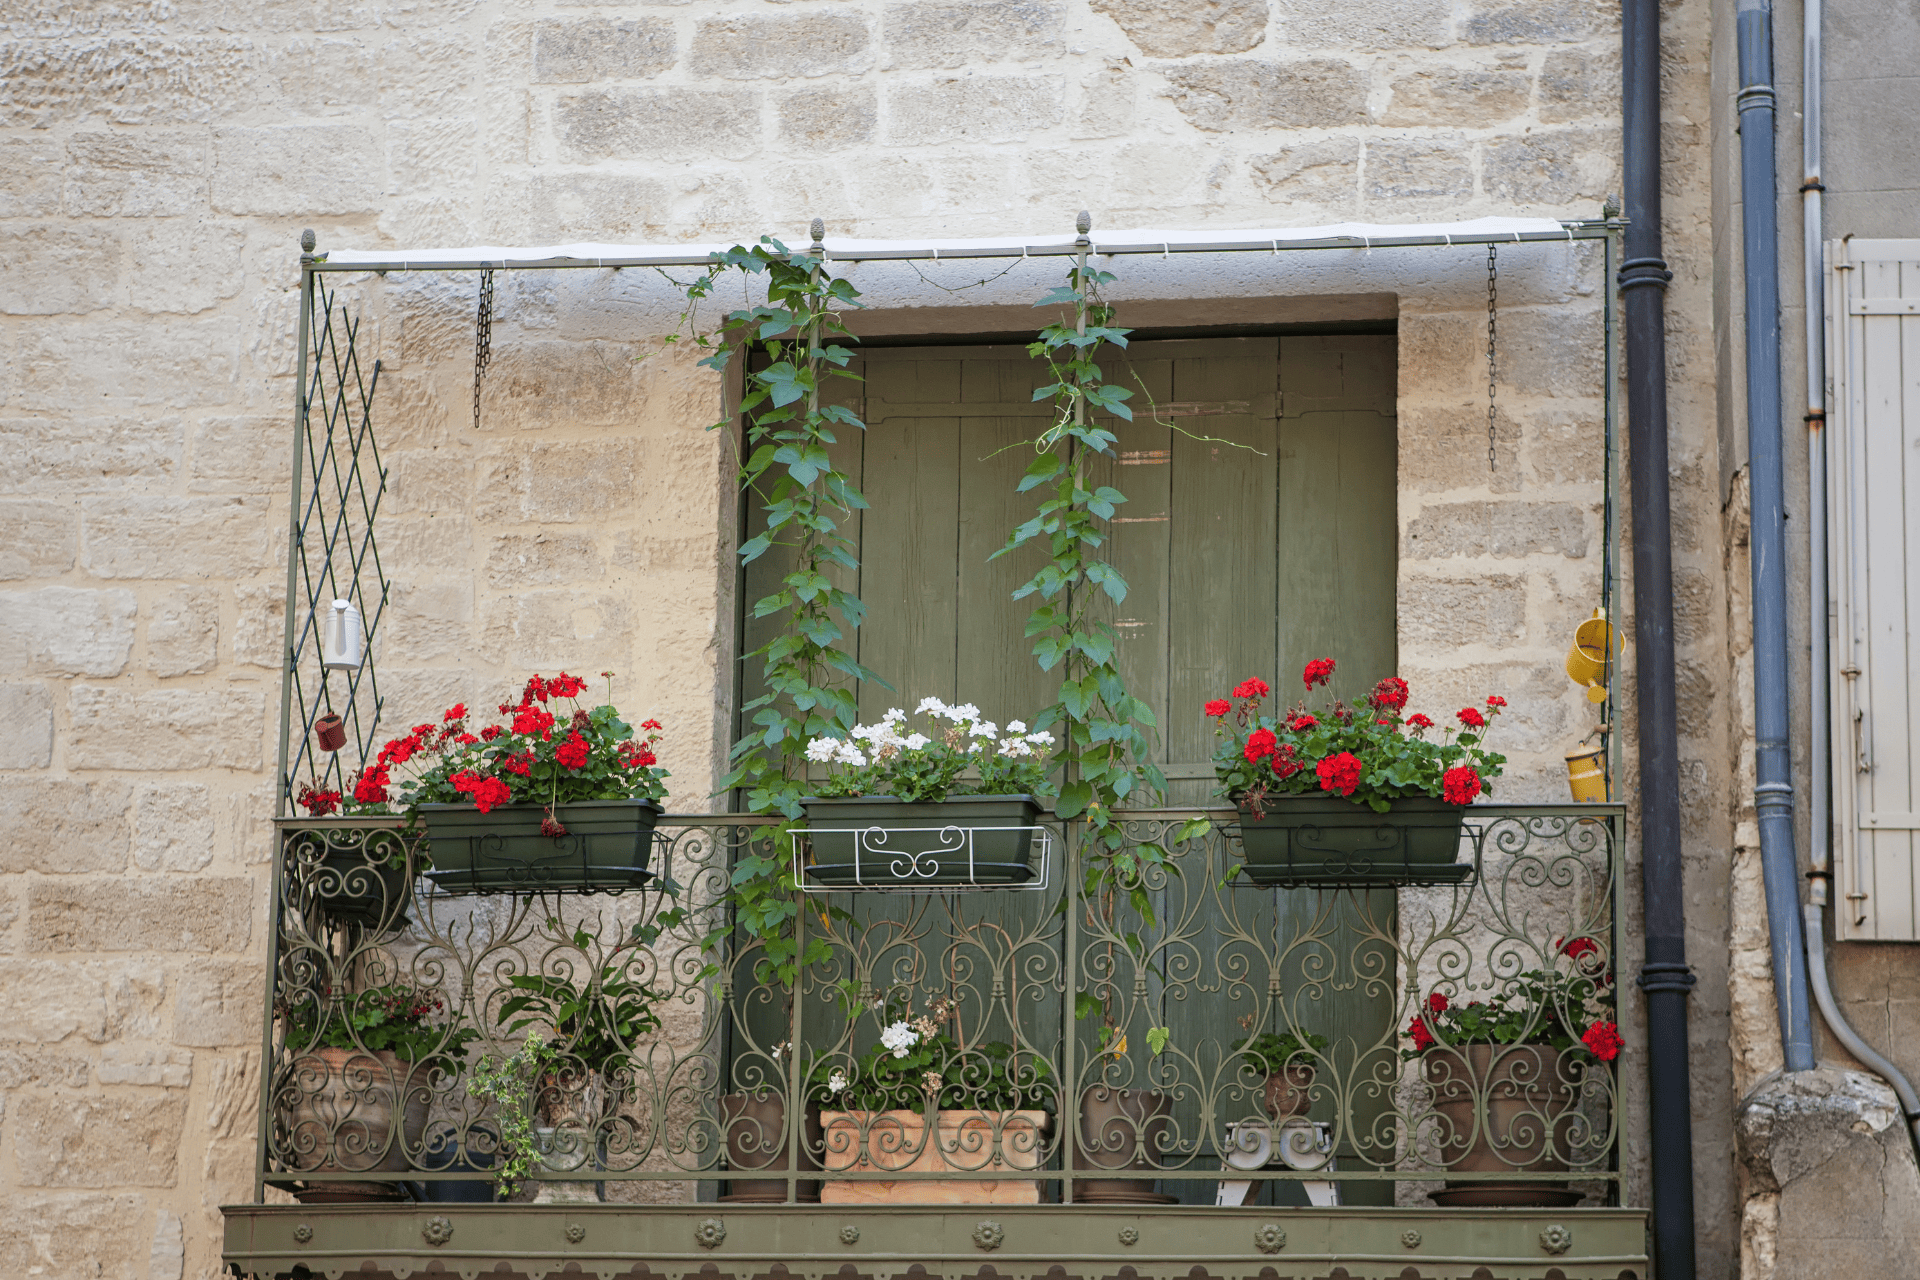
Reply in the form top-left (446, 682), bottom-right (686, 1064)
top-left (666, 231), bottom-right (881, 989)
top-left (467, 1030), bottom-right (559, 1199)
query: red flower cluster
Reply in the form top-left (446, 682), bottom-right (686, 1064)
top-left (1287, 713), bottom-right (1318, 731)
top-left (1369, 677), bottom-right (1410, 712)
top-left (1316, 751), bottom-right (1363, 797)
top-left (1441, 765), bottom-right (1482, 805)
top-left (1560, 936), bottom-right (1600, 962)
top-left (502, 751), bottom-right (534, 777)
top-left (1486, 695), bottom-right (1507, 708)
top-left (450, 771), bottom-right (512, 813)
top-left (1303, 658), bottom-right (1336, 689)
top-left (1273, 742), bottom-right (1303, 779)
top-left (1244, 727), bottom-right (1279, 763)
top-left (617, 741), bottom-right (658, 770)
top-left (1581, 1020), bottom-right (1623, 1062)
top-left (1457, 706), bottom-right (1487, 729)
top-left (297, 784), bottom-right (341, 816)
top-left (354, 765), bottom-right (391, 804)
top-left (512, 704), bottom-right (556, 737)
top-left (540, 812), bottom-right (569, 838)
top-left (1204, 698), bottom-right (1231, 718)
top-left (555, 732), bottom-right (591, 770)
top-left (1406, 712), bottom-right (1434, 731)
top-left (1405, 994), bottom-right (1448, 1052)
top-left (1233, 677), bottom-right (1271, 701)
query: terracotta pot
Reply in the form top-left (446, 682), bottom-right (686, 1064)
top-left (720, 1091), bottom-right (821, 1203)
top-left (279, 1046), bottom-right (430, 1203)
top-left (818, 1109), bottom-right (1050, 1204)
top-left (1073, 1086), bottom-right (1174, 1203)
top-left (1261, 1065), bottom-right (1315, 1120)
top-left (1423, 1043), bottom-right (1582, 1207)
top-left (313, 714), bottom-right (347, 753)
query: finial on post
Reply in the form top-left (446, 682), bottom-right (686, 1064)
top-left (810, 218), bottom-right (825, 252)
top-left (301, 228), bottom-right (316, 253)
top-left (1076, 210), bottom-right (1092, 237)
top-left (1602, 194), bottom-right (1621, 220)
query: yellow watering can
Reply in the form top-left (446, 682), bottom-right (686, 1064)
top-left (1565, 609), bottom-right (1623, 704)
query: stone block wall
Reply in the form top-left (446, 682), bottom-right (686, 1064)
top-left (0, 0), bottom-right (1736, 1274)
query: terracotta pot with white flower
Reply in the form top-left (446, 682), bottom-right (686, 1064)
top-left (810, 992), bottom-right (1054, 1204)
top-left (799, 698), bottom-right (1057, 888)
top-left (1208, 659), bottom-right (1509, 888)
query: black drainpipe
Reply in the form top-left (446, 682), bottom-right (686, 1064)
top-left (1621, 0), bottom-right (1699, 1273)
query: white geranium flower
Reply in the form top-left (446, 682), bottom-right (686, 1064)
top-left (882, 708), bottom-right (907, 724)
top-left (969, 721), bottom-right (997, 738)
top-left (834, 742), bottom-right (869, 767)
top-left (879, 1020), bottom-right (919, 1059)
top-left (827, 1069), bottom-right (848, 1095)
top-left (903, 732), bottom-right (931, 750)
top-left (944, 702), bottom-right (981, 724)
top-left (805, 738), bottom-right (840, 763)
top-left (1025, 730), bottom-right (1055, 747)
top-left (916, 696), bottom-right (949, 715)
top-left (1007, 719), bottom-right (1027, 734)
top-left (999, 738), bottom-right (1032, 758)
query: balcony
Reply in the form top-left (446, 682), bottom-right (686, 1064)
top-left (222, 804), bottom-right (1645, 1280)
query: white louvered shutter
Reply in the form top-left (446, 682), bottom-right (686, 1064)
top-left (1830, 239), bottom-right (1920, 940)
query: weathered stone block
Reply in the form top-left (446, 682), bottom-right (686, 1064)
top-left (1463, 0), bottom-right (1610, 45)
top-left (476, 339), bottom-right (651, 431)
top-left (379, 194), bottom-right (475, 247)
top-left (691, 14), bottom-right (870, 79)
top-left (145, 587), bottom-right (219, 677)
top-left (0, 35), bottom-right (275, 128)
top-left (0, 682), bottom-right (54, 768)
top-left (1538, 46), bottom-right (1619, 122)
top-left (532, 16), bottom-right (674, 82)
top-left (0, 226), bottom-right (120, 316)
top-left (1482, 127), bottom-right (1617, 205)
top-left (1249, 139), bottom-right (1361, 207)
top-left (486, 533), bottom-right (606, 588)
top-left (0, 779), bottom-right (131, 874)
top-left (481, 588), bottom-right (634, 670)
top-left (173, 958), bottom-right (265, 1048)
top-left (885, 75), bottom-right (1065, 143)
top-left (474, 440), bottom-right (643, 524)
top-left (382, 518), bottom-right (474, 572)
top-left (1023, 142), bottom-right (1215, 210)
top-left (125, 219), bottom-right (244, 316)
top-left (0, 587), bottom-right (136, 677)
top-left (1496, 306), bottom-right (1604, 395)
top-left (131, 783), bottom-right (217, 873)
top-left (1402, 500), bottom-right (1591, 559)
top-left (1276, 0), bottom-right (1447, 47)
top-left (28, 877), bottom-right (252, 953)
top-left (211, 125), bottom-right (380, 215)
top-left (13, 1091), bottom-right (188, 1187)
top-left (1522, 402), bottom-right (1604, 485)
top-left (1076, 65), bottom-right (1134, 138)
top-left (0, 136), bottom-right (62, 216)
top-left (271, 35), bottom-right (377, 117)
top-left (1400, 573), bottom-right (1528, 647)
top-left (1160, 59), bottom-right (1367, 131)
top-left (886, 0), bottom-right (1068, 67)
top-left (387, 116), bottom-right (478, 191)
top-left (0, 1193), bottom-right (150, 1279)
top-left (1397, 403), bottom-right (1522, 492)
top-left (384, 578), bottom-right (476, 662)
top-left (67, 686), bottom-right (265, 770)
top-left (1365, 137), bottom-right (1474, 201)
top-left (483, 172), bottom-right (672, 241)
top-left (378, 32), bottom-right (477, 117)
top-left (62, 129), bottom-right (208, 216)
top-left (1381, 64), bottom-right (1530, 125)
top-left (0, 416), bottom-right (183, 492)
top-left (17, 320), bottom-right (239, 412)
top-left (0, 962), bottom-right (116, 1043)
top-left (0, 500), bottom-right (78, 578)
top-left (0, 1048), bottom-right (91, 1089)
top-left (188, 417), bottom-right (280, 490)
top-left (554, 88), bottom-right (761, 163)
top-left (230, 582), bottom-right (285, 669)
top-left (81, 495), bottom-right (271, 579)
top-left (98, 1044), bottom-right (193, 1087)
top-left (776, 84), bottom-right (876, 150)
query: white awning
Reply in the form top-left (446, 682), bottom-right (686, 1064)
top-left (314, 216), bottom-right (1599, 273)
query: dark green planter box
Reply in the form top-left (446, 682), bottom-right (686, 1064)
top-left (418, 800), bottom-right (661, 894)
top-left (799, 795), bottom-right (1045, 888)
top-left (1233, 795), bottom-right (1472, 888)
top-left (288, 831), bottom-right (413, 927)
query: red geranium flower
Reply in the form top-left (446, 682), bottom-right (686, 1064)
top-left (1406, 713), bottom-right (1434, 731)
top-left (353, 764), bottom-right (391, 805)
top-left (1233, 677), bottom-right (1271, 701)
top-left (1561, 936), bottom-right (1600, 961)
top-left (1486, 695), bottom-right (1507, 708)
top-left (1427, 991), bottom-right (1450, 1013)
top-left (512, 706), bottom-right (556, 736)
top-left (1274, 743), bottom-right (1303, 778)
top-left (523, 676), bottom-right (548, 703)
top-left (480, 725), bottom-right (503, 741)
top-left (443, 703), bottom-right (467, 722)
top-left (1456, 706), bottom-right (1486, 729)
top-left (1316, 751), bottom-right (1362, 796)
top-left (502, 751), bottom-right (534, 777)
top-left (1302, 658), bottom-right (1336, 689)
top-left (297, 785), bottom-right (341, 817)
top-left (1582, 1021), bottom-right (1623, 1062)
top-left (640, 718), bottom-right (663, 732)
top-left (452, 771), bottom-right (512, 814)
top-left (1369, 677), bottom-right (1410, 712)
top-left (540, 812), bottom-right (569, 838)
top-left (555, 732), bottom-right (591, 770)
top-left (1287, 713), bottom-right (1318, 731)
top-left (1204, 699), bottom-right (1232, 718)
top-left (1406, 1016), bottom-right (1436, 1052)
top-left (1244, 727), bottom-right (1279, 763)
top-left (546, 672), bottom-right (587, 699)
top-left (619, 742), bottom-right (657, 769)
top-left (1442, 766), bottom-right (1482, 805)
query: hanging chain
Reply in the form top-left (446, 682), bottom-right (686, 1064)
top-left (472, 267), bottom-right (494, 431)
top-left (1485, 244), bottom-right (1499, 472)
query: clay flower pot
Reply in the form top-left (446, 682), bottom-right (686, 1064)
top-left (279, 1046), bottom-right (430, 1203)
top-left (1261, 1064), bottom-right (1315, 1119)
top-left (720, 1090), bottom-right (821, 1203)
top-left (1423, 1043), bottom-right (1582, 1207)
top-left (818, 1108), bottom-right (1050, 1204)
top-left (314, 714), bottom-right (347, 753)
top-left (1073, 1086), bottom-right (1175, 1203)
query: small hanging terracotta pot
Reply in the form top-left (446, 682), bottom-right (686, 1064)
top-left (314, 714), bottom-right (347, 753)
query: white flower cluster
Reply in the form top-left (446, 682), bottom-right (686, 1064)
top-left (879, 1020), bottom-right (919, 1059)
top-left (826, 1068), bottom-right (849, 1094)
top-left (804, 699), bottom-right (1053, 768)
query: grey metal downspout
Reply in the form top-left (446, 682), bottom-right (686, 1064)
top-left (1737, 0), bottom-right (1818, 1072)
top-left (1621, 0), bottom-right (1698, 1271)
top-left (1795, 0), bottom-right (1920, 1165)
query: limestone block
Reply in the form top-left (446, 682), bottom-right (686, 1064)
top-left (1671, 564), bottom-right (1715, 649)
top-left (1380, 64), bottom-right (1531, 126)
top-left (28, 877), bottom-right (253, 954)
top-left (98, 1045), bottom-right (193, 1087)
top-left (378, 32), bottom-right (477, 118)
top-left (1495, 306), bottom-right (1604, 395)
top-left (1402, 500), bottom-right (1590, 560)
top-left (67, 686), bottom-right (265, 770)
top-left (1397, 311), bottom-right (1482, 400)
top-left (388, 117), bottom-right (478, 192)
top-left (81, 495), bottom-right (271, 579)
top-left (17, 319), bottom-right (239, 412)
top-left (385, 578), bottom-right (476, 662)
top-left (1076, 65), bottom-right (1134, 138)
top-left (1090, 0), bottom-right (1261, 57)
top-left (382, 517), bottom-right (474, 572)
top-left (886, 0), bottom-right (1068, 67)
top-left (201, 1051), bottom-right (259, 1140)
top-left (189, 417), bottom-right (280, 491)
top-left (484, 172), bottom-right (672, 241)
top-left (62, 129), bottom-right (208, 216)
top-left (1274, 0), bottom-right (1448, 48)
top-left (380, 196), bottom-right (477, 250)
top-left (0, 779), bottom-right (132, 874)
top-left (690, 13), bottom-right (871, 79)
top-left (885, 75), bottom-right (1065, 144)
top-left (1159, 59), bottom-right (1368, 131)
top-left (172, 958), bottom-right (265, 1048)
top-left (0, 884), bottom-right (16, 949)
top-left (230, 582), bottom-right (285, 669)
top-left (271, 36), bottom-right (376, 117)
top-left (554, 88), bottom-right (762, 163)
top-left (0, 587), bottom-right (135, 677)
top-left (131, 782), bottom-right (217, 871)
top-left (0, 136), bottom-right (62, 216)
top-left (0, 35), bottom-right (275, 128)
top-left (1482, 127), bottom-right (1618, 206)
top-left (1389, 660), bottom-right (1570, 758)
top-left (1399, 573), bottom-right (1527, 648)
top-left (1464, 0), bottom-right (1611, 45)
top-left (482, 339), bottom-right (652, 430)
top-left (374, 668), bottom-right (478, 728)
top-left (1539, 46), bottom-right (1619, 122)
top-left (13, 1090), bottom-right (188, 1187)
top-left (474, 439), bottom-right (643, 524)
top-left (0, 416), bottom-right (183, 493)
top-left (0, 962), bottom-right (115, 1043)
top-left (1364, 136), bottom-right (1474, 201)
top-left (481, 588), bottom-right (634, 670)
top-left (380, 0), bottom-right (479, 31)
top-left (212, 125), bottom-right (380, 216)
top-left (0, 226), bottom-right (120, 316)
top-left (1397, 403), bottom-right (1521, 491)
top-left (532, 17), bottom-right (674, 82)
top-left (1521, 402), bottom-right (1604, 485)
top-left (0, 1193), bottom-right (149, 1280)
top-left (486, 533), bottom-right (606, 588)
top-left (0, 1048), bottom-right (92, 1089)
top-left (0, 682), bottom-right (54, 768)
top-left (125, 220), bottom-right (244, 316)
top-left (1249, 139), bottom-right (1360, 208)
top-left (144, 588), bottom-right (217, 679)
top-left (150, 1210), bottom-right (184, 1280)
top-left (776, 84), bottom-right (877, 150)
top-left (1023, 142), bottom-right (1214, 211)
